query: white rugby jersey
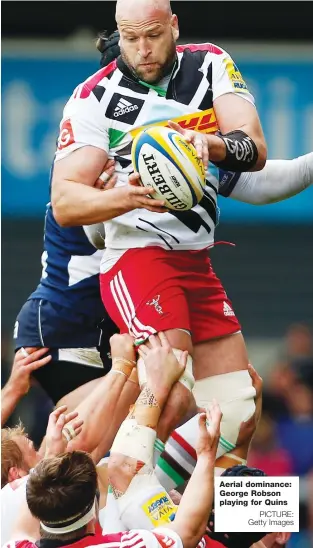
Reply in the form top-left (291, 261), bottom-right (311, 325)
top-left (54, 44), bottom-right (254, 269)
top-left (1, 476), bottom-right (28, 545)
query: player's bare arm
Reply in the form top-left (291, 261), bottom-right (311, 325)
top-left (212, 92), bottom-right (267, 170)
top-left (169, 97), bottom-right (267, 173)
top-left (64, 334), bottom-right (138, 459)
top-left (1, 348), bottom-right (51, 426)
top-left (52, 147), bottom-right (166, 227)
top-left (166, 402), bottom-right (222, 548)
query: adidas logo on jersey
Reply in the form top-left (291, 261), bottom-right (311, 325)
top-left (223, 301), bottom-right (235, 316)
top-left (114, 98), bottom-right (138, 117)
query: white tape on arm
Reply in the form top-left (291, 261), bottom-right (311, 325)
top-left (111, 419), bottom-right (156, 464)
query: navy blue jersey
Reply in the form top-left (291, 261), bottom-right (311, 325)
top-left (14, 204), bottom-right (116, 352)
top-left (31, 203), bottom-right (104, 318)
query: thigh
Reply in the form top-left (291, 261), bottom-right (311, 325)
top-left (193, 332), bottom-right (249, 380)
top-left (188, 259), bottom-right (241, 344)
top-left (100, 247), bottom-right (191, 344)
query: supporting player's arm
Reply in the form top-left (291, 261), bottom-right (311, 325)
top-left (66, 334), bottom-right (139, 459)
top-left (165, 402), bottom-right (221, 548)
top-left (227, 153), bottom-right (313, 204)
top-left (1, 348), bottom-right (51, 426)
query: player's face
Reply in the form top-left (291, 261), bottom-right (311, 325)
top-left (119, 13), bottom-right (179, 84)
top-left (15, 435), bottom-right (41, 470)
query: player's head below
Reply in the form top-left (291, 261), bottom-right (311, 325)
top-left (115, 0), bottom-right (179, 84)
top-left (1, 424), bottom-right (41, 487)
top-left (254, 532), bottom-right (291, 548)
top-left (26, 451), bottom-right (99, 542)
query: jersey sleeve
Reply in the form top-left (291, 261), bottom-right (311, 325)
top-left (217, 168), bottom-right (241, 197)
top-left (54, 87), bottom-right (109, 162)
top-left (212, 47), bottom-right (255, 105)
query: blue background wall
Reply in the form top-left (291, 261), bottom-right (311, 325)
top-left (2, 54), bottom-right (313, 221)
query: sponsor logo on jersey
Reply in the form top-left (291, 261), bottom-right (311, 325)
top-left (224, 58), bottom-right (249, 92)
top-left (114, 98), bottom-right (139, 117)
top-left (106, 93), bottom-right (144, 124)
top-left (57, 119), bottom-right (75, 150)
top-left (130, 108), bottom-right (218, 139)
top-left (142, 492), bottom-right (177, 526)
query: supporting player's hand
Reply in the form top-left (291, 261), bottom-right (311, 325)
top-left (138, 332), bottom-right (187, 392)
top-left (168, 120), bottom-right (210, 170)
top-left (197, 400), bottom-right (222, 463)
top-left (44, 405), bottom-right (83, 458)
top-left (127, 172), bottom-right (169, 213)
top-left (94, 159), bottom-right (118, 190)
top-left (8, 347), bottom-right (52, 397)
top-left (110, 333), bottom-right (137, 379)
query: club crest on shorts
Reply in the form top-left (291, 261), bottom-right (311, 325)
top-left (146, 295), bottom-right (163, 315)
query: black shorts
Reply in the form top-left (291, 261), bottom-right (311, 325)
top-left (14, 298), bottom-right (118, 403)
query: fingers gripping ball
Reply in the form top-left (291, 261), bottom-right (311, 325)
top-left (131, 126), bottom-right (206, 211)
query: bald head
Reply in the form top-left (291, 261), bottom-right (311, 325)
top-left (116, 0), bottom-right (172, 24)
top-left (115, 0), bottom-right (178, 84)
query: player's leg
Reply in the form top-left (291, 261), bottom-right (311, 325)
top-left (156, 363), bottom-right (263, 491)
top-left (14, 298), bottom-right (109, 404)
top-left (156, 255), bottom-right (257, 484)
top-left (100, 247), bottom-right (196, 442)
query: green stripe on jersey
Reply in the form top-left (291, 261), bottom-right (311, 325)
top-left (157, 456), bottom-right (185, 487)
top-left (109, 128), bottom-right (126, 148)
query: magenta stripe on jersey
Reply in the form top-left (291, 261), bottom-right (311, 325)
top-left (80, 60), bottom-right (117, 99)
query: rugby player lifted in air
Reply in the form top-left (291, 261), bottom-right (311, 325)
top-left (12, 0), bottom-right (313, 481)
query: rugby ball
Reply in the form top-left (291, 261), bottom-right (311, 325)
top-left (131, 126), bottom-right (206, 211)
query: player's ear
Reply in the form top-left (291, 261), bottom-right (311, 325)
top-left (275, 532), bottom-right (292, 544)
top-left (7, 466), bottom-right (23, 482)
top-left (171, 14), bottom-right (179, 42)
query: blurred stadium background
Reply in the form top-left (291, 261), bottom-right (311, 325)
top-left (2, 2), bottom-right (313, 545)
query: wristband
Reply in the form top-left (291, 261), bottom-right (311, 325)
top-left (214, 130), bottom-right (258, 172)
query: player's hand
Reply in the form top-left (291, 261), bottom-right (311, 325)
top-left (236, 363), bottom-right (263, 448)
top-left (168, 120), bottom-right (210, 170)
top-left (44, 405), bottom-right (83, 458)
top-left (126, 172), bottom-right (168, 213)
top-left (110, 333), bottom-right (137, 379)
top-left (94, 159), bottom-right (118, 190)
top-left (138, 332), bottom-right (187, 392)
top-left (196, 400), bottom-right (222, 463)
top-left (8, 347), bottom-right (52, 397)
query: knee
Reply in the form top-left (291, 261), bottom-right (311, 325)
top-left (193, 370), bottom-right (257, 451)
